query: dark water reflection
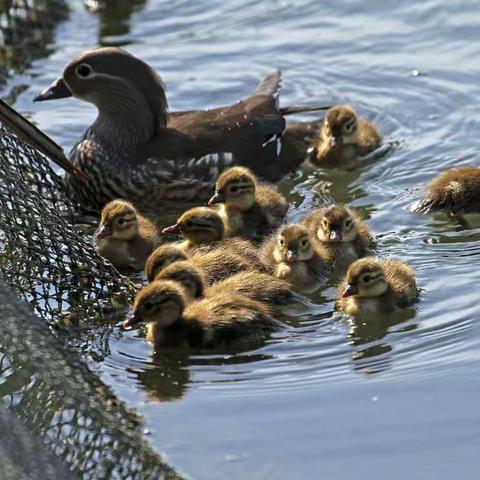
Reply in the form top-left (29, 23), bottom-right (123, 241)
top-left (5, 0), bottom-right (480, 478)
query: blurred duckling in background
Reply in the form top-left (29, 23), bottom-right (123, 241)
top-left (310, 105), bottom-right (381, 168)
top-left (94, 199), bottom-right (159, 269)
top-left (302, 204), bottom-right (374, 274)
top-left (262, 224), bottom-right (330, 294)
top-left (208, 166), bottom-right (288, 239)
top-left (413, 166), bottom-right (480, 227)
top-left (161, 206), bottom-right (266, 271)
top-left (123, 280), bottom-right (281, 349)
top-left (336, 258), bottom-right (418, 319)
top-left (156, 260), bottom-right (298, 307)
top-left (145, 243), bottom-right (260, 285)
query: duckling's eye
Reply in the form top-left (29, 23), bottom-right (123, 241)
top-left (345, 219), bottom-right (352, 227)
top-left (76, 63), bottom-right (92, 78)
top-left (344, 120), bottom-right (356, 133)
top-left (279, 238), bottom-right (285, 246)
top-left (185, 221), bottom-right (193, 228)
top-left (323, 219), bottom-right (329, 228)
top-left (117, 218), bottom-right (125, 226)
top-left (363, 275), bottom-right (371, 283)
top-left (301, 238), bottom-right (309, 247)
top-left (143, 302), bottom-right (154, 311)
top-left (230, 186), bottom-right (238, 193)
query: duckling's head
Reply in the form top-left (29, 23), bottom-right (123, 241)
top-left (208, 166), bottom-right (257, 210)
top-left (145, 245), bottom-right (188, 282)
top-left (315, 205), bottom-right (357, 243)
top-left (323, 105), bottom-right (359, 149)
top-left (155, 261), bottom-right (205, 301)
top-left (273, 224), bottom-right (314, 264)
top-left (342, 258), bottom-right (387, 298)
top-left (162, 207), bottom-right (224, 244)
top-left (34, 47), bottom-right (168, 132)
top-left (97, 199), bottom-right (138, 241)
top-left (124, 280), bottom-right (186, 329)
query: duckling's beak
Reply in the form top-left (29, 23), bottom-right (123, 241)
top-left (286, 250), bottom-right (298, 263)
top-left (162, 223), bottom-right (181, 235)
top-left (342, 284), bottom-right (358, 298)
top-left (96, 225), bottom-right (112, 239)
top-left (208, 192), bottom-right (225, 206)
top-left (330, 137), bottom-right (339, 149)
top-left (33, 78), bottom-right (72, 102)
top-left (329, 229), bottom-right (342, 242)
top-left (122, 312), bottom-right (142, 329)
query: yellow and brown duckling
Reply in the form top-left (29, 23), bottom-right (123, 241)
top-left (123, 280), bottom-right (281, 349)
top-left (302, 204), bottom-right (374, 274)
top-left (161, 206), bottom-right (267, 271)
top-left (336, 258), bottom-right (418, 319)
top-left (145, 244), bottom-right (261, 285)
top-left (156, 260), bottom-right (298, 307)
top-left (413, 166), bottom-right (480, 225)
top-left (94, 199), bottom-right (159, 269)
top-left (310, 105), bottom-right (381, 168)
top-left (208, 166), bottom-right (288, 239)
top-left (261, 224), bottom-right (330, 294)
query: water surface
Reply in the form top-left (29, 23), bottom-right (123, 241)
top-left (7, 0), bottom-right (480, 478)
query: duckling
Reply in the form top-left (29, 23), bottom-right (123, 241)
top-left (310, 105), bottom-right (381, 168)
top-left (161, 206), bottom-right (267, 271)
top-left (156, 260), bottom-right (298, 307)
top-left (123, 280), bottom-right (281, 349)
top-left (413, 166), bottom-right (480, 225)
top-left (302, 204), bottom-right (374, 273)
top-left (261, 224), bottom-right (330, 294)
top-left (208, 166), bottom-right (288, 239)
top-left (336, 258), bottom-right (418, 319)
top-left (145, 244), bottom-right (258, 285)
top-left (94, 199), bottom-right (159, 269)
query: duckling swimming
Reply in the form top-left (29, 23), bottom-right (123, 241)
top-left (208, 166), bottom-right (288, 239)
top-left (156, 260), bottom-right (298, 307)
top-left (310, 105), bottom-right (381, 168)
top-left (336, 258), bottom-right (418, 319)
top-left (123, 280), bottom-right (281, 349)
top-left (261, 224), bottom-right (330, 294)
top-left (302, 204), bottom-right (374, 273)
top-left (414, 166), bottom-right (480, 225)
top-left (161, 206), bottom-right (266, 271)
top-left (94, 199), bottom-right (159, 269)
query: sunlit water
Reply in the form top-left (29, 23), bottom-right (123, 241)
top-left (6, 0), bottom-right (480, 478)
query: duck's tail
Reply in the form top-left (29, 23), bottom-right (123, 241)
top-left (252, 70), bottom-right (282, 99)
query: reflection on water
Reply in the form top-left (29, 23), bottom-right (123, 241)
top-left (4, 0), bottom-right (480, 477)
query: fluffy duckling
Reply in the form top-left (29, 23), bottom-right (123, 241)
top-left (413, 167), bottom-right (480, 224)
top-left (310, 105), bottom-right (381, 168)
top-left (302, 204), bottom-right (374, 273)
top-left (156, 260), bottom-right (297, 307)
top-left (145, 244), bottom-right (259, 285)
top-left (261, 224), bottom-right (330, 294)
top-left (161, 206), bottom-right (267, 271)
top-left (94, 199), bottom-right (159, 269)
top-left (208, 166), bottom-right (288, 238)
top-left (123, 280), bottom-right (281, 348)
top-left (336, 258), bottom-right (418, 319)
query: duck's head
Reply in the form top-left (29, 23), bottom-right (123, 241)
top-left (162, 207), bottom-right (224, 245)
top-left (96, 199), bottom-right (138, 241)
top-left (145, 245), bottom-right (188, 282)
top-left (208, 166), bottom-right (257, 210)
top-left (273, 224), bottom-right (313, 264)
top-left (322, 105), bottom-right (359, 149)
top-left (315, 205), bottom-right (357, 243)
top-left (124, 280), bottom-right (186, 329)
top-left (341, 258), bottom-right (387, 298)
top-left (34, 47), bottom-right (168, 134)
top-left (155, 261), bottom-right (205, 301)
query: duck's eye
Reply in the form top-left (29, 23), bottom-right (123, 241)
top-left (345, 219), bottom-right (352, 227)
top-left (301, 238), bottom-right (309, 247)
top-left (143, 303), bottom-right (154, 311)
top-left (344, 120), bottom-right (356, 133)
top-left (185, 221), bottom-right (193, 228)
top-left (363, 275), bottom-right (371, 283)
top-left (117, 218), bottom-right (125, 226)
top-left (76, 63), bottom-right (92, 78)
top-left (323, 219), bottom-right (329, 228)
top-left (279, 238), bottom-right (285, 246)
top-left (230, 186), bottom-right (238, 193)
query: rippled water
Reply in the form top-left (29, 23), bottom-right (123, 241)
top-left (7, 0), bottom-right (480, 478)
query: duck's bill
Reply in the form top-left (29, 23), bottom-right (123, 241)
top-left (0, 99), bottom-right (88, 184)
top-left (162, 224), bottom-right (181, 234)
top-left (208, 192), bottom-right (225, 206)
top-left (341, 284), bottom-right (358, 298)
top-left (122, 313), bottom-right (142, 329)
top-left (286, 250), bottom-right (298, 263)
top-left (33, 78), bottom-right (72, 102)
top-left (96, 225), bottom-right (112, 239)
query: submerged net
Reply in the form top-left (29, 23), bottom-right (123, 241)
top-left (0, 123), bottom-right (134, 324)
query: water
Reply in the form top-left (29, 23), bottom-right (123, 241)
top-left (6, 0), bottom-right (480, 478)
